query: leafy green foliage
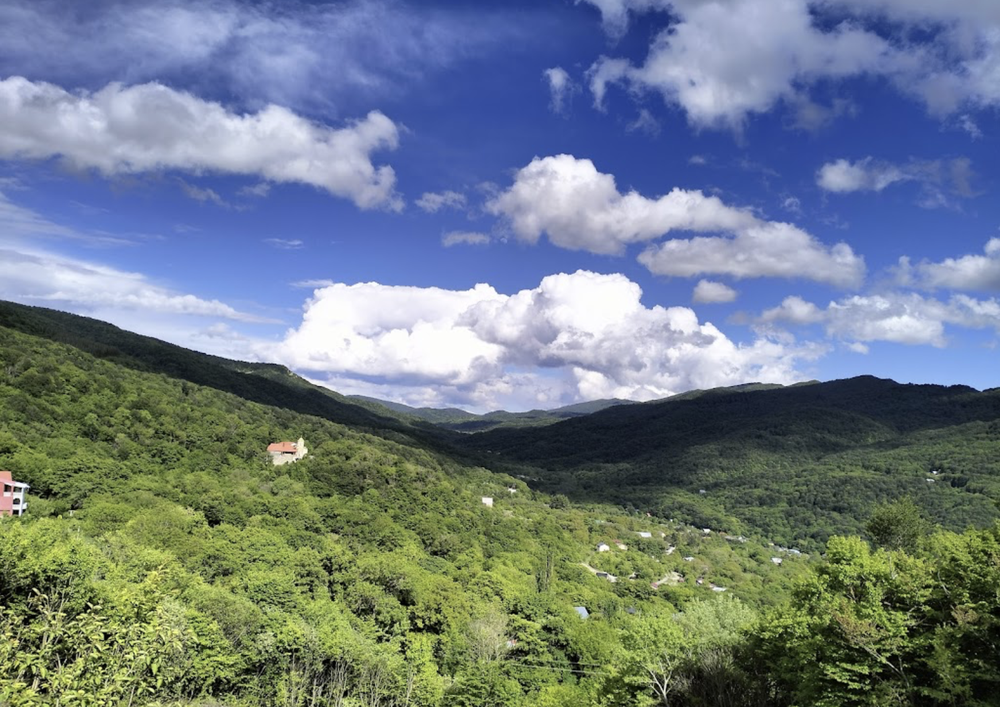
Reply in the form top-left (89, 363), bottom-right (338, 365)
top-left (866, 497), bottom-right (929, 552)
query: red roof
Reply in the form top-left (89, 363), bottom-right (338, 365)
top-left (267, 442), bottom-right (297, 453)
top-left (0, 471), bottom-right (11, 484)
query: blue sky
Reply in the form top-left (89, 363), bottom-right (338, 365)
top-left (1, 0), bottom-right (999, 411)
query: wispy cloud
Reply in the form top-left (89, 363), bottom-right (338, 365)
top-left (544, 66), bottom-right (579, 114)
top-left (263, 238), bottom-right (304, 250)
top-left (0, 0), bottom-right (535, 115)
top-left (178, 179), bottom-right (231, 208)
top-left (0, 246), bottom-right (275, 323)
top-left (238, 182), bottom-right (271, 198)
top-left (291, 279), bottom-right (335, 289)
top-left (817, 156), bottom-right (979, 209)
top-left (442, 231), bottom-right (489, 247)
top-left (0, 190), bottom-right (133, 247)
top-left (416, 190), bottom-right (466, 213)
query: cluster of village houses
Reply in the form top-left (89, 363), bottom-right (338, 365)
top-left (477, 488), bottom-right (810, 618)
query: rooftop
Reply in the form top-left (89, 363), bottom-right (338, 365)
top-left (267, 441), bottom-right (297, 454)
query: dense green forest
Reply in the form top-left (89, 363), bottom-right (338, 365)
top-left (462, 378), bottom-right (1000, 550)
top-left (2, 302), bottom-right (1000, 706)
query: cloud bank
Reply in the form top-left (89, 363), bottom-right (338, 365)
top-left (898, 239), bottom-right (1000, 292)
top-left (271, 270), bottom-right (820, 410)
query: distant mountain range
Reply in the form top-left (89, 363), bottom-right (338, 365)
top-left (3, 299), bottom-right (999, 551)
top-left (349, 395), bottom-right (630, 432)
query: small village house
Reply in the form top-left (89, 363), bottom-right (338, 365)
top-left (596, 542), bottom-right (610, 552)
top-left (482, 497), bottom-right (493, 507)
top-left (0, 471), bottom-right (28, 517)
top-left (267, 437), bottom-right (308, 466)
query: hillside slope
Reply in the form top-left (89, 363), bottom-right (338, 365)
top-left (461, 377), bottom-right (1000, 548)
top-left (0, 300), bottom-right (442, 442)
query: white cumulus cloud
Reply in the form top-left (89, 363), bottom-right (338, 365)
top-left (488, 154), bottom-right (755, 254)
top-left (639, 222), bottom-right (864, 287)
top-left (488, 154), bottom-right (864, 286)
top-left (579, 0), bottom-right (1000, 129)
top-left (586, 0), bottom-right (908, 130)
top-left (899, 238), bottom-right (1000, 292)
top-left (0, 77), bottom-right (401, 209)
top-left (270, 270), bottom-right (821, 411)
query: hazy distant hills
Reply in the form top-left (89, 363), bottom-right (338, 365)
top-left (350, 394), bottom-right (630, 432)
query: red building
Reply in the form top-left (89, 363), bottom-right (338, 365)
top-left (0, 471), bottom-right (29, 517)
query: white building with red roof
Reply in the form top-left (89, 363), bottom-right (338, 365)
top-left (267, 437), bottom-right (308, 466)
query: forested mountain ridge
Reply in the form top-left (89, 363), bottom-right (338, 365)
top-left (461, 376), bottom-right (1000, 549)
top-left (0, 300), bottom-right (449, 444)
top-left (350, 395), bottom-right (629, 432)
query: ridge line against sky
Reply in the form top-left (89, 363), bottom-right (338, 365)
top-left (0, 0), bottom-right (998, 412)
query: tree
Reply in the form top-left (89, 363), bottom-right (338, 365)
top-left (866, 497), bottom-right (928, 553)
top-left (753, 536), bottom-right (929, 706)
